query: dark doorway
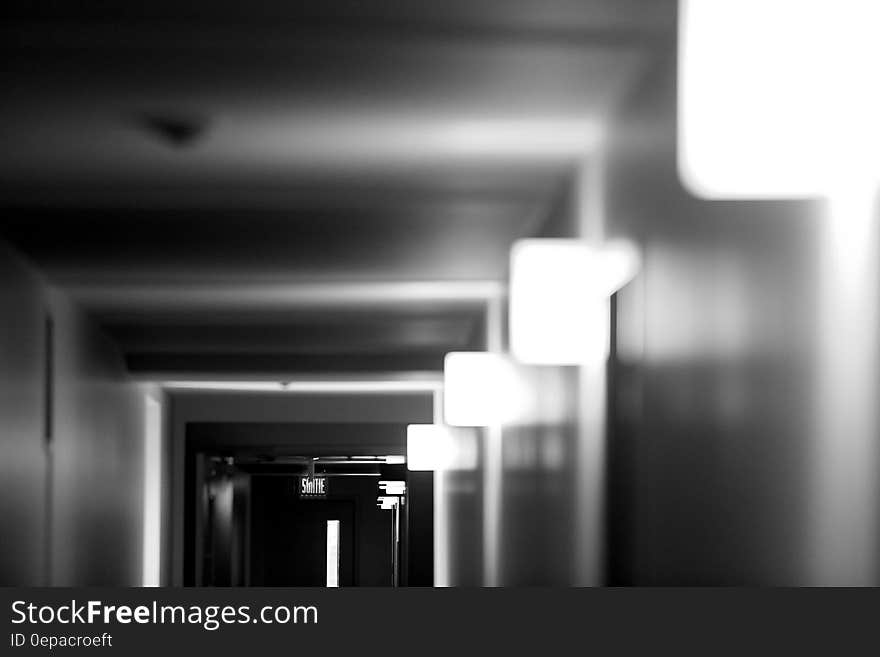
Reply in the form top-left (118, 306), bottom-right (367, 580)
top-left (184, 422), bottom-right (433, 586)
top-left (250, 477), bottom-right (356, 586)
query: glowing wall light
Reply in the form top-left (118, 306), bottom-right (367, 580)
top-left (325, 520), bottom-right (340, 588)
top-left (379, 480), bottom-right (407, 495)
top-left (408, 424), bottom-right (454, 471)
top-left (377, 497), bottom-right (399, 510)
top-left (142, 395), bottom-right (162, 587)
top-left (509, 239), bottom-right (639, 365)
top-left (407, 424), bottom-right (478, 471)
top-left (679, 0), bottom-right (880, 199)
top-left (443, 352), bottom-right (533, 426)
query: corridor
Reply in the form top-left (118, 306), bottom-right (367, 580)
top-left (1, 0), bottom-right (878, 588)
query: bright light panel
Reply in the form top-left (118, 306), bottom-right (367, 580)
top-left (443, 352), bottom-right (532, 426)
top-left (326, 520), bottom-right (340, 588)
top-left (142, 395), bottom-right (162, 587)
top-left (679, 0), bottom-right (880, 198)
top-left (377, 496), bottom-right (399, 510)
top-left (407, 424), bottom-right (478, 471)
top-left (408, 424), bottom-right (455, 471)
top-left (161, 380), bottom-right (441, 393)
top-left (379, 480), bottom-right (407, 495)
top-left (509, 239), bottom-right (638, 365)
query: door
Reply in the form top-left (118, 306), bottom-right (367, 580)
top-left (250, 476), bottom-right (356, 586)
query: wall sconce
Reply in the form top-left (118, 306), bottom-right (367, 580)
top-left (408, 424), bottom-right (455, 471)
top-left (442, 352), bottom-right (533, 426)
top-left (379, 480), bottom-right (407, 495)
top-left (678, 0), bottom-right (880, 199)
top-left (509, 239), bottom-right (639, 365)
top-left (377, 496), bottom-right (400, 510)
top-left (407, 424), bottom-right (478, 471)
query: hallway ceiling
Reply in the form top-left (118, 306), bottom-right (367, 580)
top-left (0, 0), bottom-right (675, 376)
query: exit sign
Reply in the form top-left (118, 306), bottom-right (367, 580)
top-left (298, 476), bottom-right (328, 498)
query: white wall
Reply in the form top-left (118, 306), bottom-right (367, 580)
top-left (0, 239), bottom-right (157, 585)
top-left (603, 55), bottom-right (834, 584)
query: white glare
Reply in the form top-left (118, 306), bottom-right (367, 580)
top-left (326, 520), bottom-right (340, 587)
top-left (379, 480), bottom-right (407, 495)
top-left (142, 395), bottom-right (162, 587)
top-left (407, 424), bottom-right (477, 471)
top-left (443, 352), bottom-right (531, 426)
top-left (810, 183), bottom-right (880, 583)
top-left (509, 239), bottom-right (639, 365)
top-left (161, 380), bottom-right (441, 393)
top-left (377, 496), bottom-right (399, 510)
top-left (679, 0), bottom-right (880, 198)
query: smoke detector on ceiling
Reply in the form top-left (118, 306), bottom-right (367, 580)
top-left (137, 112), bottom-right (209, 148)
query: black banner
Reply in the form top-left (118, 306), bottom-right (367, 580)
top-left (0, 588), bottom-right (875, 655)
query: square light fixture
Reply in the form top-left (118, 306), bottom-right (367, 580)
top-left (678, 0), bottom-right (880, 199)
top-left (407, 424), bottom-right (478, 471)
top-left (509, 239), bottom-right (638, 365)
top-left (443, 352), bottom-right (533, 426)
top-left (407, 424), bottom-right (454, 471)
